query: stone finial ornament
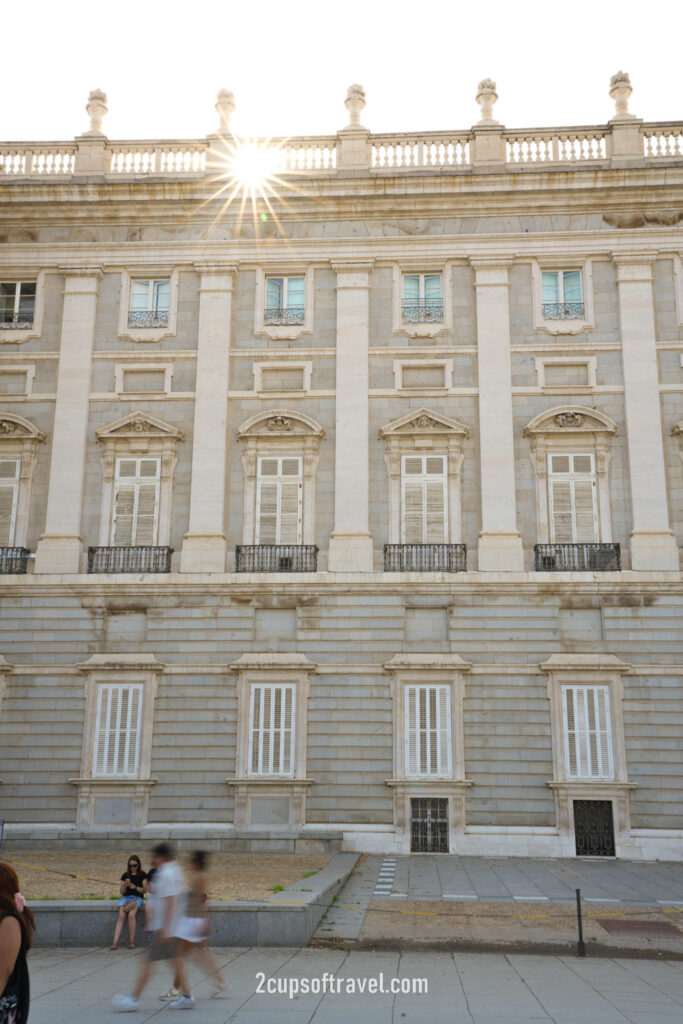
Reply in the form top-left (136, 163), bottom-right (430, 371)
top-left (345, 84), bottom-right (366, 128)
top-left (85, 89), bottom-right (108, 135)
top-left (475, 78), bottom-right (499, 125)
top-left (609, 71), bottom-right (634, 118)
top-left (215, 89), bottom-right (236, 133)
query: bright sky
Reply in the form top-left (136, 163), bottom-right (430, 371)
top-left (3, 0), bottom-right (681, 142)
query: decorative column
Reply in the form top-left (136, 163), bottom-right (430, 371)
top-left (180, 264), bottom-right (237, 573)
top-left (328, 261), bottom-right (374, 571)
top-left (471, 259), bottom-right (524, 570)
top-left (614, 256), bottom-right (679, 570)
top-left (34, 269), bottom-right (101, 574)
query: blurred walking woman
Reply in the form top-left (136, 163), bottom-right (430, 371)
top-left (175, 851), bottom-right (225, 996)
top-left (0, 861), bottom-right (35, 1024)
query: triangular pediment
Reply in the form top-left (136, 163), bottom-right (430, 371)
top-left (0, 413), bottom-right (45, 441)
top-left (96, 411), bottom-right (184, 441)
top-left (238, 410), bottom-right (324, 440)
top-left (379, 408), bottom-right (469, 439)
top-left (524, 406), bottom-right (617, 437)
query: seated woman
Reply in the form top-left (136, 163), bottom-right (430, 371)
top-left (110, 855), bottom-right (147, 950)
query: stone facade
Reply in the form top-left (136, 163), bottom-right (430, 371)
top-left (0, 77), bottom-right (682, 858)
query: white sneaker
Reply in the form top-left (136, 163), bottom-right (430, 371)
top-left (169, 994), bottom-right (196, 1010)
top-left (112, 993), bottom-right (139, 1012)
top-left (159, 986), bottom-right (182, 1001)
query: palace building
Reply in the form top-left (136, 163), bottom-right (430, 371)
top-left (0, 75), bottom-right (682, 859)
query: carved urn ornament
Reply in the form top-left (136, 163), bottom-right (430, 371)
top-left (215, 89), bottom-right (236, 134)
top-left (344, 84), bottom-right (366, 128)
top-left (85, 89), bottom-right (108, 135)
top-left (609, 71), bottom-right (634, 118)
top-left (475, 78), bottom-right (499, 124)
top-left (555, 412), bottom-right (585, 429)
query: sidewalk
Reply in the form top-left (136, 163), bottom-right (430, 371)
top-left (28, 946), bottom-right (683, 1023)
top-left (312, 855), bottom-right (683, 956)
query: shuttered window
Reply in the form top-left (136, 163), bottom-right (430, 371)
top-left (0, 459), bottom-right (20, 546)
top-left (248, 683), bottom-right (295, 776)
top-left (563, 685), bottom-right (613, 780)
top-left (405, 684), bottom-right (451, 777)
top-left (255, 456), bottom-right (302, 544)
top-left (93, 683), bottom-right (143, 777)
top-left (401, 455), bottom-right (447, 543)
top-left (112, 457), bottom-right (161, 546)
top-left (548, 453), bottom-right (598, 543)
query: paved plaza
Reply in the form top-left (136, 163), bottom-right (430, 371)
top-left (29, 946), bottom-right (683, 1023)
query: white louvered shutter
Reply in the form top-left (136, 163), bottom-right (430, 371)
top-left (548, 453), bottom-right (598, 543)
top-left (401, 455), bottom-right (447, 543)
top-left (563, 685), bottom-right (613, 780)
top-left (405, 685), bottom-right (451, 777)
top-left (112, 458), bottom-right (160, 545)
top-left (249, 683), bottom-right (295, 776)
top-left (256, 457), bottom-right (302, 544)
top-left (93, 683), bottom-right (143, 777)
top-left (0, 459), bottom-right (20, 546)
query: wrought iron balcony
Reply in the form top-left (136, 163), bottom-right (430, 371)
top-left (236, 544), bottom-right (318, 572)
top-left (264, 306), bottom-right (305, 326)
top-left (384, 543), bottom-right (467, 572)
top-left (534, 543), bottom-right (621, 572)
top-left (127, 309), bottom-right (169, 328)
top-left (0, 547), bottom-right (29, 574)
top-left (87, 546), bottom-right (173, 573)
top-left (541, 301), bottom-right (585, 320)
top-left (0, 313), bottom-right (34, 328)
top-left (401, 302), bottom-right (444, 324)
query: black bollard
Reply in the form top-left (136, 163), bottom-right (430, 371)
top-left (576, 887), bottom-right (586, 957)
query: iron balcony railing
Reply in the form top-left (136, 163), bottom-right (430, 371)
top-left (0, 313), bottom-right (34, 328)
top-left (401, 301), bottom-right (444, 324)
top-left (236, 544), bottom-right (318, 573)
top-left (0, 547), bottom-right (29, 574)
top-left (264, 306), bottom-right (305, 326)
top-left (541, 301), bottom-right (585, 320)
top-left (127, 309), bottom-right (170, 328)
top-left (534, 543), bottom-right (621, 572)
top-left (384, 543), bottom-right (467, 572)
top-left (87, 546), bottom-right (173, 573)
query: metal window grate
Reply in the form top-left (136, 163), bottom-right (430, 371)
top-left (534, 543), bottom-right (620, 572)
top-left (0, 314), bottom-right (34, 329)
top-left (87, 546), bottom-right (173, 573)
top-left (542, 302), bottom-right (585, 320)
top-left (410, 798), bottom-right (449, 853)
top-left (401, 302), bottom-right (444, 323)
top-left (127, 310), bottom-right (169, 328)
top-left (574, 800), bottom-right (616, 856)
top-left (0, 546), bottom-right (29, 574)
top-left (384, 544), bottom-right (466, 572)
top-left (236, 544), bottom-right (318, 573)
top-left (264, 306), bottom-right (305, 325)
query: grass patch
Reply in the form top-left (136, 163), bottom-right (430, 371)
top-left (269, 884), bottom-right (285, 893)
top-left (302, 870), bottom-right (318, 879)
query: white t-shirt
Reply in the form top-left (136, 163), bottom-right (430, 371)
top-left (149, 861), bottom-right (187, 935)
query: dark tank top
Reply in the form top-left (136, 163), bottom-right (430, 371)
top-left (0, 913), bottom-right (30, 1024)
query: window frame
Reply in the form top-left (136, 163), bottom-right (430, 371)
top-left (404, 683), bottom-right (452, 779)
top-left (255, 455), bottom-right (303, 545)
top-left (562, 684), bottom-right (614, 781)
top-left (248, 682), bottom-right (296, 778)
top-left (254, 266), bottom-right (314, 341)
top-left (392, 263), bottom-right (453, 339)
top-left (400, 453), bottom-right (449, 544)
top-left (111, 455), bottom-right (162, 547)
top-left (0, 272), bottom-right (46, 344)
top-left (117, 268), bottom-right (179, 343)
top-left (547, 452), bottom-right (599, 544)
top-left (92, 682), bottom-right (144, 779)
top-left (530, 259), bottom-right (595, 336)
top-left (0, 413), bottom-right (45, 550)
top-left (0, 458), bottom-right (21, 546)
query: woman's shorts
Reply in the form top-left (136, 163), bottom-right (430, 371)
top-left (175, 916), bottom-right (209, 943)
top-left (117, 894), bottom-right (144, 910)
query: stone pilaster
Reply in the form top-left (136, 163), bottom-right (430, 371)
top-left (34, 269), bottom-right (101, 574)
top-left (180, 265), bottom-right (237, 573)
top-left (327, 261), bottom-right (374, 571)
top-left (614, 256), bottom-right (679, 570)
top-left (472, 260), bottom-right (524, 570)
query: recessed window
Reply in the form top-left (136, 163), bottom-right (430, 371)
top-left (563, 685), bottom-right (613, 780)
top-left (248, 683), bottom-right (295, 776)
top-left (259, 366), bottom-right (306, 392)
top-left (542, 270), bottom-right (583, 320)
top-left (128, 280), bottom-right (170, 329)
top-left (256, 456), bottom-right (303, 545)
top-left (112, 457), bottom-right (161, 546)
top-left (0, 371), bottom-right (28, 395)
top-left (402, 274), bottom-right (443, 324)
top-left (93, 683), bottom-right (143, 777)
top-left (405, 684), bottom-right (451, 777)
top-left (120, 369), bottom-right (168, 394)
top-left (0, 282), bottom-right (36, 328)
top-left (0, 459), bottom-right (20, 545)
top-left (548, 453), bottom-right (598, 543)
top-left (402, 455), bottom-right (448, 543)
top-left (265, 277), bottom-right (305, 326)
